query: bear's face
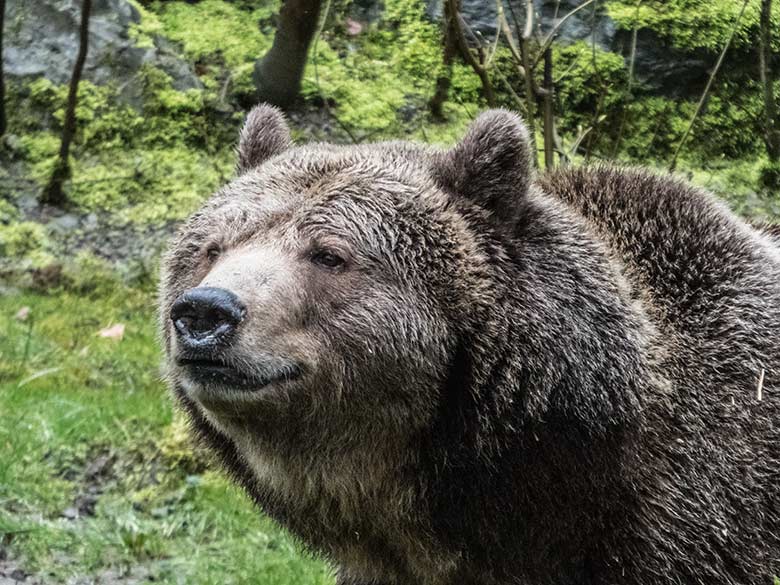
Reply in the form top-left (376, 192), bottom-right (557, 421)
top-left (160, 105), bottom-right (533, 453)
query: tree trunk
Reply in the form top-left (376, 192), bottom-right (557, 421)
top-left (428, 0), bottom-right (459, 120)
top-left (253, 0), bottom-right (323, 108)
top-left (43, 0), bottom-right (91, 207)
top-left (0, 0), bottom-right (6, 139)
top-left (760, 0), bottom-right (780, 162)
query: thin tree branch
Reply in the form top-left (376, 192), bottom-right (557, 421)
top-left (532, 0), bottom-right (598, 68)
top-left (0, 0), bottom-right (6, 138)
top-left (522, 0), bottom-right (534, 40)
top-left (611, 0), bottom-right (641, 158)
top-left (496, 0), bottom-right (538, 165)
top-left (312, 0), bottom-right (359, 143)
top-left (759, 0), bottom-right (780, 162)
top-left (450, 0), bottom-right (496, 106)
top-left (669, 0), bottom-right (750, 172)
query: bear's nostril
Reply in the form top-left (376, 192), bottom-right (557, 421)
top-left (170, 287), bottom-right (246, 348)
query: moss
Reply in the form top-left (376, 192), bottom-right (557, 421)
top-left (380, 0), bottom-right (443, 92)
top-left (6, 0), bottom-right (778, 229)
top-left (156, 414), bottom-right (212, 475)
top-left (136, 65), bottom-right (211, 147)
top-left (548, 41), bottom-right (629, 153)
top-left (13, 79), bottom-right (144, 170)
top-left (10, 66), bottom-right (234, 223)
top-left (127, 0), bottom-right (163, 50)
top-left (0, 199), bottom-right (18, 224)
top-left (612, 79), bottom-right (764, 163)
top-left (612, 96), bottom-right (694, 160)
top-left (0, 221), bottom-right (55, 270)
top-left (63, 145), bottom-right (230, 222)
top-left (157, 0), bottom-right (277, 69)
top-left (59, 251), bottom-right (122, 297)
top-left (605, 0), bottom-right (775, 51)
top-left (0, 221), bottom-right (47, 257)
top-left (15, 133), bottom-right (58, 185)
top-left (692, 86), bottom-right (763, 159)
top-left (302, 0), bottom-right (469, 139)
top-left (304, 41), bottom-right (409, 136)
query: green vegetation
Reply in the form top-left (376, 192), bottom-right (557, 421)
top-left (605, 0), bottom-right (777, 50)
top-left (4, 0), bottom-right (778, 229)
top-left (6, 71), bottom-right (232, 224)
top-left (0, 285), bottom-right (334, 584)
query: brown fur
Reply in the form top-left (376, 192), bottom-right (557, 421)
top-left (160, 105), bottom-right (779, 584)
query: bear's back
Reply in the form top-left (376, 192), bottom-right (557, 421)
top-left (539, 166), bottom-right (780, 582)
top-left (539, 165), bottom-right (780, 381)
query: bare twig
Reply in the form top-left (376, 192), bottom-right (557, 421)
top-left (759, 0), bottom-right (780, 161)
top-left (553, 0), bottom-right (562, 21)
top-left (497, 1), bottom-right (527, 78)
top-left (496, 0), bottom-right (538, 164)
top-left (312, 0), bottom-right (359, 143)
top-left (450, 0), bottom-right (496, 106)
top-left (522, 0), bottom-right (534, 40)
top-left (584, 0), bottom-right (605, 160)
top-left (757, 368), bottom-right (765, 401)
top-left (542, 47), bottom-right (555, 169)
top-left (531, 0), bottom-right (598, 69)
top-left (611, 0), bottom-right (641, 158)
top-left (669, 0), bottom-right (750, 172)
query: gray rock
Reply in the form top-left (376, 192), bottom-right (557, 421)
top-left (4, 0), bottom-right (201, 103)
top-left (49, 213), bottom-right (80, 233)
top-left (17, 195), bottom-right (38, 214)
top-left (625, 30), bottom-right (709, 97)
top-left (425, 0), bottom-right (616, 49)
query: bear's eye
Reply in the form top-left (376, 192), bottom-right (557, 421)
top-left (205, 244), bottom-right (221, 263)
top-left (311, 250), bottom-right (346, 269)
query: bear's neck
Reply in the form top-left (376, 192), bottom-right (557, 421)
top-left (421, 192), bottom-right (660, 578)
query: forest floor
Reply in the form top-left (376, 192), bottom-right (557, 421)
top-left (0, 289), bottom-right (334, 585)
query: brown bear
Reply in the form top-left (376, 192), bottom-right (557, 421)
top-left (160, 104), bottom-right (780, 585)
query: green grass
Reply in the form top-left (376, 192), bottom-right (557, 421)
top-left (0, 288), bottom-right (333, 584)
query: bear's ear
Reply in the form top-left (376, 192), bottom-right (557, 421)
top-left (236, 104), bottom-right (292, 175)
top-left (433, 109), bottom-right (534, 226)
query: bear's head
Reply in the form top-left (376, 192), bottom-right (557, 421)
top-left (160, 104), bottom-right (534, 457)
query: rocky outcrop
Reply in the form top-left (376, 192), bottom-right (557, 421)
top-left (4, 0), bottom-right (200, 101)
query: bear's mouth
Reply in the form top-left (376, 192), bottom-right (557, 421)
top-left (177, 357), bottom-right (302, 390)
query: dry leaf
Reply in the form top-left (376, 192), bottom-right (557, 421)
top-left (98, 323), bottom-right (125, 341)
top-left (345, 18), bottom-right (363, 36)
top-left (15, 306), bottom-right (30, 321)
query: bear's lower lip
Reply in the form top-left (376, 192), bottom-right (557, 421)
top-left (177, 358), bottom-right (301, 390)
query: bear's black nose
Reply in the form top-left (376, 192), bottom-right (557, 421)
top-left (170, 287), bottom-right (246, 350)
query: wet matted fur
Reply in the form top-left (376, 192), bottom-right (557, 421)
top-left (160, 105), bottom-right (779, 585)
